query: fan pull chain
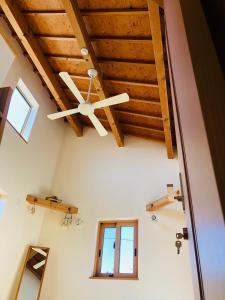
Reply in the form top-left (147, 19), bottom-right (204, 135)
top-left (86, 76), bottom-right (93, 103)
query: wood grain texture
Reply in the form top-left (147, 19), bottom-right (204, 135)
top-left (0, 0), bottom-right (175, 147)
top-left (62, 0), bottom-right (124, 146)
top-left (0, 0), bottom-right (82, 136)
top-left (26, 195), bottom-right (78, 214)
top-left (148, 0), bottom-right (173, 158)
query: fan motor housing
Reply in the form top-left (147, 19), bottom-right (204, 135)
top-left (78, 103), bottom-right (94, 116)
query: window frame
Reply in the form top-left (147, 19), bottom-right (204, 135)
top-left (7, 79), bottom-right (39, 142)
top-left (7, 87), bottom-right (31, 138)
top-left (92, 220), bottom-right (138, 280)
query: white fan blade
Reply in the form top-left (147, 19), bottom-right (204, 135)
top-left (47, 108), bottom-right (79, 120)
top-left (59, 72), bottom-right (85, 104)
top-left (32, 248), bottom-right (47, 257)
top-left (93, 93), bottom-right (129, 109)
top-left (88, 113), bottom-right (108, 136)
top-left (33, 260), bottom-right (46, 270)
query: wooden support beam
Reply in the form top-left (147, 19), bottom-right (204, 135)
top-left (147, 1), bottom-right (173, 158)
top-left (26, 195), bottom-right (78, 214)
top-left (0, 0), bottom-right (83, 137)
top-left (62, 0), bottom-right (124, 147)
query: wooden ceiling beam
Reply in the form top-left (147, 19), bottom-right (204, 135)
top-left (62, 0), bottom-right (124, 147)
top-left (32, 34), bottom-right (152, 43)
top-left (21, 9), bottom-right (149, 16)
top-left (0, 0), bottom-right (83, 136)
top-left (44, 54), bottom-right (155, 65)
top-left (151, 0), bottom-right (164, 9)
top-left (80, 9), bottom-right (149, 16)
top-left (81, 117), bottom-right (165, 141)
top-left (68, 73), bottom-right (158, 88)
top-left (147, 0), bottom-right (173, 158)
top-left (104, 79), bottom-right (158, 89)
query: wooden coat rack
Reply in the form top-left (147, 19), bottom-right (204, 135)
top-left (26, 195), bottom-right (78, 214)
top-left (146, 184), bottom-right (181, 212)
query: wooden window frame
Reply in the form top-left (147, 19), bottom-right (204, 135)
top-left (91, 220), bottom-right (138, 280)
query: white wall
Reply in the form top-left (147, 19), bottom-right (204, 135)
top-left (0, 19), bottom-right (65, 300)
top-left (0, 34), bottom-right (15, 86)
top-left (39, 127), bottom-right (194, 300)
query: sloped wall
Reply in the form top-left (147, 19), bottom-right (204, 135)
top-left (39, 127), bottom-right (194, 300)
top-left (0, 19), bottom-right (65, 299)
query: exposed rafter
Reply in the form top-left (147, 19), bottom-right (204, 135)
top-left (62, 0), bottom-right (124, 147)
top-left (151, 0), bottom-right (164, 9)
top-left (147, 0), bottom-right (174, 158)
top-left (0, 0), bottom-right (83, 136)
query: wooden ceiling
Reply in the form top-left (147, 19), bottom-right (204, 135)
top-left (0, 0), bottom-right (175, 158)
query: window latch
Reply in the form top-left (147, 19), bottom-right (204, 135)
top-left (98, 249), bottom-right (101, 257)
top-left (134, 248), bottom-right (137, 257)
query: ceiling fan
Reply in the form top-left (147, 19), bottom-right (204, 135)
top-left (32, 247), bottom-right (47, 270)
top-left (47, 69), bottom-right (129, 136)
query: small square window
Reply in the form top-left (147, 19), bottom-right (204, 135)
top-left (92, 220), bottom-right (138, 279)
top-left (7, 79), bottom-right (38, 141)
top-left (7, 87), bottom-right (31, 134)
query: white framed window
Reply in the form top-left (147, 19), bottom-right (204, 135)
top-left (7, 79), bottom-right (39, 141)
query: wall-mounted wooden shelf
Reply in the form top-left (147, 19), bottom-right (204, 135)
top-left (26, 195), bottom-right (78, 214)
top-left (146, 184), bottom-right (180, 212)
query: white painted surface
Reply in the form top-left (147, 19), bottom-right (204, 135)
top-left (17, 269), bottom-right (40, 300)
top-left (0, 19), bottom-right (65, 300)
top-left (39, 127), bottom-right (194, 300)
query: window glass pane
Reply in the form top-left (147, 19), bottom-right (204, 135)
top-left (7, 88), bottom-right (30, 133)
top-left (101, 227), bottom-right (116, 274)
top-left (119, 226), bottom-right (134, 273)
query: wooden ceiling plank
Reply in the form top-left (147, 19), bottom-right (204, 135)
top-left (45, 55), bottom-right (154, 66)
top-left (80, 116), bottom-right (165, 142)
top-left (33, 34), bottom-right (152, 42)
top-left (104, 79), bottom-right (158, 89)
top-left (21, 9), bottom-right (150, 15)
top-left (147, 1), bottom-right (173, 158)
top-left (0, 0), bottom-right (82, 136)
top-left (23, 11), bottom-right (151, 39)
top-left (104, 80), bottom-right (160, 100)
top-left (62, 0), bottom-right (124, 147)
top-left (69, 74), bottom-right (158, 88)
top-left (16, 0), bottom-right (148, 11)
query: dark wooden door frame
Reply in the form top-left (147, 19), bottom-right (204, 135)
top-left (164, 1), bottom-right (225, 299)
